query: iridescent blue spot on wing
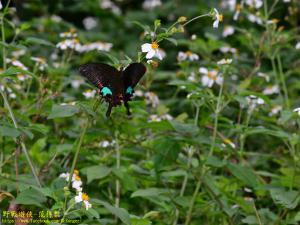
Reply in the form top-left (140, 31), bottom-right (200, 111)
top-left (126, 86), bottom-right (133, 95)
top-left (101, 87), bottom-right (112, 96)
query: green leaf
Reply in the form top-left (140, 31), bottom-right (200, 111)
top-left (227, 163), bottom-right (259, 187)
top-left (131, 188), bottom-right (169, 198)
top-left (25, 37), bottom-right (54, 47)
top-left (93, 199), bottom-right (131, 225)
top-left (152, 138), bottom-right (181, 171)
top-left (81, 165), bottom-right (111, 183)
top-left (131, 217), bottom-right (152, 225)
top-left (48, 105), bottom-right (79, 119)
top-left (270, 188), bottom-right (300, 209)
top-left (169, 121), bottom-right (199, 136)
top-left (0, 66), bottom-right (36, 78)
top-left (15, 187), bottom-right (47, 207)
top-left (0, 125), bottom-right (21, 138)
top-left (165, 38), bottom-right (177, 46)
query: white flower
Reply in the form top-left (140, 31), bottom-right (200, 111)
top-left (199, 67), bottom-right (223, 87)
top-left (191, 34), bottom-right (197, 40)
top-left (134, 90), bottom-right (144, 97)
top-left (72, 175), bottom-right (83, 192)
top-left (245, 0), bottom-right (263, 9)
top-left (100, 0), bottom-right (121, 14)
top-left (83, 89), bottom-right (96, 99)
top-left (77, 42), bottom-right (113, 52)
top-left (257, 72), bottom-right (270, 82)
top-left (31, 57), bottom-right (48, 71)
top-left (269, 105), bottom-right (282, 116)
top-left (59, 172), bottom-right (71, 181)
top-left (142, 0), bottom-right (162, 10)
top-left (233, 3), bottom-right (243, 21)
top-left (263, 85), bottom-right (279, 95)
top-left (59, 28), bottom-right (77, 38)
top-left (222, 26), bottom-right (235, 37)
top-left (217, 58), bottom-right (232, 65)
top-left (141, 42), bottom-right (163, 60)
top-left (75, 192), bottom-right (92, 210)
top-left (220, 46), bottom-right (237, 54)
top-left (283, 0), bottom-right (290, 2)
top-left (60, 102), bottom-right (76, 106)
top-left (83, 17), bottom-right (98, 30)
top-left (144, 91), bottom-right (160, 107)
top-left (12, 49), bottom-right (26, 58)
top-left (223, 139), bottom-right (236, 149)
top-left (221, 0), bottom-right (236, 11)
top-left (51, 15), bottom-right (62, 22)
top-left (99, 140), bottom-right (114, 148)
top-left (149, 114), bottom-right (173, 122)
top-left (246, 95), bottom-right (265, 111)
top-left (71, 79), bottom-right (84, 89)
top-left (247, 13), bottom-right (263, 25)
top-left (6, 59), bottom-right (28, 71)
top-left (177, 51), bottom-right (199, 62)
top-left (293, 108), bottom-right (300, 116)
top-left (296, 42), bottom-right (300, 50)
top-left (188, 72), bottom-right (197, 82)
top-left (212, 8), bottom-right (223, 28)
top-left (0, 1), bottom-right (2, 10)
top-left (17, 74), bottom-right (29, 81)
top-left (56, 39), bottom-right (81, 51)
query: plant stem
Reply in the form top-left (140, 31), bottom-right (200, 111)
top-left (209, 81), bottom-right (224, 157)
top-left (252, 201), bottom-right (263, 225)
top-left (0, 90), bottom-right (41, 187)
top-left (183, 14), bottom-right (210, 27)
top-left (115, 136), bottom-right (121, 208)
top-left (184, 174), bottom-right (203, 225)
top-left (276, 55), bottom-right (290, 109)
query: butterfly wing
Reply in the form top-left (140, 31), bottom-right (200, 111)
top-left (122, 63), bottom-right (147, 115)
top-left (122, 63), bottom-right (146, 95)
top-left (79, 63), bottom-right (120, 90)
top-left (79, 63), bottom-right (123, 117)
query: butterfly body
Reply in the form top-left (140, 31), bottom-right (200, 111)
top-left (79, 63), bottom-right (146, 117)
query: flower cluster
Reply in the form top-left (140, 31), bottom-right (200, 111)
top-left (60, 170), bottom-right (92, 210)
top-left (149, 114), bottom-right (173, 122)
top-left (56, 29), bottom-right (113, 53)
top-left (177, 51), bottom-right (199, 62)
top-left (31, 57), bottom-right (48, 71)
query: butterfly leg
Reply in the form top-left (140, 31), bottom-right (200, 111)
top-left (106, 103), bottom-right (113, 117)
top-left (124, 101), bottom-right (131, 116)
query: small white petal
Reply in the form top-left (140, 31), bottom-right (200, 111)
top-left (141, 43), bottom-right (152, 52)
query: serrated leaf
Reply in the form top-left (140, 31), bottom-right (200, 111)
top-left (15, 187), bottom-right (47, 207)
top-left (227, 163), bottom-right (259, 187)
top-left (270, 188), bottom-right (300, 209)
top-left (93, 199), bottom-right (131, 225)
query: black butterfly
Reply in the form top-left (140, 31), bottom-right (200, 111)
top-left (79, 63), bottom-right (146, 117)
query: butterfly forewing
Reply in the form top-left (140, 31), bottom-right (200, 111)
top-left (79, 63), bottom-right (120, 90)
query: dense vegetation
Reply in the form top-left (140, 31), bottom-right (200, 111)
top-left (0, 0), bottom-right (300, 224)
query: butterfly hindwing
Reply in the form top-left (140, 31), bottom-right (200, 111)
top-left (122, 63), bottom-right (147, 95)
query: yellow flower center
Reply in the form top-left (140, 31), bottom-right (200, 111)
top-left (151, 42), bottom-right (159, 50)
top-left (82, 193), bottom-right (89, 201)
top-left (236, 4), bottom-right (241, 11)
top-left (218, 14), bottom-right (224, 22)
top-left (186, 51), bottom-right (193, 56)
top-left (75, 175), bottom-right (81, 181)
top-left (178, 16), bottom-right (187, 23)
top-left (207, 72), bottom-right (216, 80)
top-left (73, 169), bottom-right (79, 175)
top-left (224, 139), bottom-right (233, 145)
